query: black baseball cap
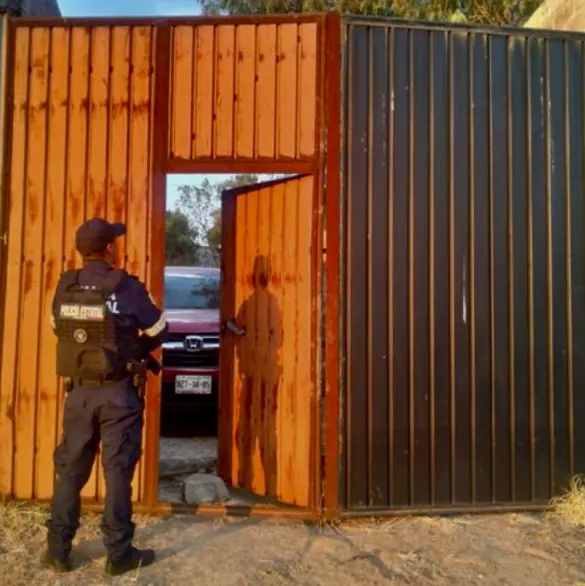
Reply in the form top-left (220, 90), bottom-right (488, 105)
top-left (75, 218), bottom-right (127, 256)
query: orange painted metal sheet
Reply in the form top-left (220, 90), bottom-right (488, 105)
top-left (169, 22), bottom-right (319, 163)
top-left (0, 24), bottom-right (158, 502)
top-left (218, 175), bottom-right (315, 508)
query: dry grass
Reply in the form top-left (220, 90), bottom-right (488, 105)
top-left (0, 501), bottom-right (50, 586)
top-left (0, 500), bottom-right (48, 552)
top-left (549, 475), bottom-right (585, 527)
top-left (0, 500), bottom-right (157, 585)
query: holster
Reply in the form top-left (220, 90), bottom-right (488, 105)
top-left (126, 359), bottom-right (148, 398)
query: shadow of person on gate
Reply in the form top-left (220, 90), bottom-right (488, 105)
top-left (234, 254), bottom-right (283, 500)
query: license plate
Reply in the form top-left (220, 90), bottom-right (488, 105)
top-left (175, 375), bottom-right (213, 395)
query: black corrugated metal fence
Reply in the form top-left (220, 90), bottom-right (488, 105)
top-left (340, 16), bottom-right (585, 512)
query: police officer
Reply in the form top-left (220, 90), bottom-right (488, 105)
top-left (43, 218), bottom-right (167, 576)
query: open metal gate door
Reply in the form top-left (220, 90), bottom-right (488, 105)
top-left (218, 175), bottom-right (317, 508)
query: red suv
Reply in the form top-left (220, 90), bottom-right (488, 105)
top-left (161, 266), bottom-right (221, 416)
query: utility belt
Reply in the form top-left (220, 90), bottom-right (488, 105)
top-left (63, 359), bottom-right (149, 396)
top-left (68, 377), bottom-right (127, 386)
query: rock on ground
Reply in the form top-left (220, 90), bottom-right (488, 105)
top-left (183, 473), bottom-right (231, 505)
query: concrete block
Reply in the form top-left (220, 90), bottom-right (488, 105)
top-left (158, 456), bottom-right (216, 478)
top-left (158, 437), bottom-right (218, 478)
top-left (182, 473), bottom-right (230, 505)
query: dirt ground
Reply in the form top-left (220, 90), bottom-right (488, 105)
top-left (2, 503), bottom-right (585, 586)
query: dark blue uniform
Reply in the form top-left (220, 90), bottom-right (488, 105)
top-left (46, 252), bottom-right (166, 571)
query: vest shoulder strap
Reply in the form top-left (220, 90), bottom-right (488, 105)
top-left (102, 269), bottom-right (126, 297)
top-left (59, 269), bottom-right (82, 290)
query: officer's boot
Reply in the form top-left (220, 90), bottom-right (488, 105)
top-left (41, 550), bottom-right (72, 573)
top-left (105, 547), bottom-right (156, 576)
top-left (44, 520), bottom-right (73, 573)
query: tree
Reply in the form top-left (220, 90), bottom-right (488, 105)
top-left (177, 174), bottom-right (260, 248)
top-left (174, 174), bottom-right (261, 268)
top-left (207, 209), bottom-right (222, 251)
top-left (176, 179), bottom-right (218, 249)
top-left (199, 0), bottom-right (541, 27)
top-left (165, 210), bottom-right (199, 266)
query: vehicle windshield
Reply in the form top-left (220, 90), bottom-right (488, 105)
top-left (164, 272), bottom-right (220, 310)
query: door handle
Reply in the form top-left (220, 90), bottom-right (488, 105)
top-left (222, 319), bottom-right (246, 336)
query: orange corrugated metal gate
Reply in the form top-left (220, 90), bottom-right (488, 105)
top-left (0, 23), bottom-right (158, 503)
top-left (0, 13), bottom-right (333, 512)
top-left (219, 176), bottom-right (318, 509)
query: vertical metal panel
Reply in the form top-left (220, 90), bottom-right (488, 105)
top-left (430, 28), bottom-right (451, 506)
top-left (469, 32), bottom-right (491, 505)
top-left (345, 23), bottom-right (368, 507)
top-left (527, 35), bottom-right (550, 503)
top-left (566, 41), bottom-right (585, 480)
top-left (0, 23), bottom-right (158, 503)
top-left (489, 34), bottom-right (511, 503)
top-left (368, 25), bottom-right (390, 507)
top-left (218, 188), bottom-right (236, 483)
top-left (450, 31), bottom-right (471, 505)
top-left (143, 22), bottom-right (170, 510)
top-left (219, 175), bottom-right (315, 508)
top-left (169, 19), bottom-right (320, 164)
top-left (323, 10), bottom-right (341, 519)
top-left (341, 17), bottom-right (585, 512)
top-left (509, 36), bottom-right (530, 503)
top-left (0, 11), bottom-right (12, 503)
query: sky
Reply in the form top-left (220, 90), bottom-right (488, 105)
top-left (57, 0), bottom-right (202, 17)
top-left (57, 0), bottom-right (262, 212)
top-left (167, 174), bottom-right (236, 211)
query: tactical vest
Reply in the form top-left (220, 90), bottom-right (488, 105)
top-left (54, 269), bottom-right (139, 381)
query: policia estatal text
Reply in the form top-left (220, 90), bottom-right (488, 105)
top-left (44, 218), bottom-right (167, 576)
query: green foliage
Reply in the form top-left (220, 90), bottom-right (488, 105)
top-left (199, 0), bottom-right (541, 26)
top-left (207, 209), bottom-right (222, 252)
top-left (165, 210), bottom-right (200, 266)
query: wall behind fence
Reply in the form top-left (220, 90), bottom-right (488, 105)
top-left (341, 18), bottom-right (585, 511)
top-left (168, 20), bottom-right (320, 164)
top-left (0, 23), bottom-right (157, 502)
top-left (525, 0), bottom-right (585, 32)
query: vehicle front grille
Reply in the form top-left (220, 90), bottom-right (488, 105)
top-left (163, 349), bottom-right (219, 368)
top-left (162, 333), bottom-right (220, 368)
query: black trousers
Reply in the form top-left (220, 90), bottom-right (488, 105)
top-left (46, 381), bottom-right (144, 562)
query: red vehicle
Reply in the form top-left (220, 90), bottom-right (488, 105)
top-left (161, 266), bottom-right (221, 415)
